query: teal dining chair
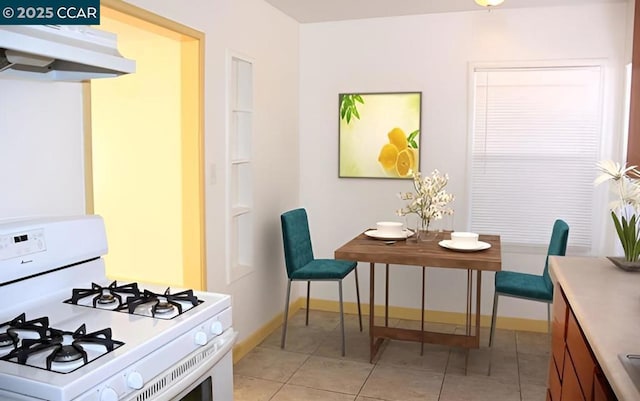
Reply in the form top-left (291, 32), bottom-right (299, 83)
top-left (280, 208), bottom-right (362, 356)
top-left (489, 219), bottom-right (569, 346)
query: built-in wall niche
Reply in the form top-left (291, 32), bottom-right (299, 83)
top-left (226, 52), bottom-right (254, 283)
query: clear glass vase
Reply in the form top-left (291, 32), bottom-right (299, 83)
top-left (417, 218), bottom-right (439, 242)
top-left (405, 215), bottom-right (440, 242)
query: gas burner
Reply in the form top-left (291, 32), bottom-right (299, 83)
top-left (0, 334), bottom-right (16, 349)
top-left (65, 281), bottom-right (141, 310)
top-left (0, 313), bottom-right (51, 352)
top-left (124, 288), bottom-right (201, 319)
top-left (0, 315), bottom-right (23, 350)
top-left (53, 345), bottom-right (84, 363)
top-left (1, 324), bottom-right (124, 373)
top-left (154, 301), bottom-right (176, 315)
top-left (97, 293), bottom-right (116, 305)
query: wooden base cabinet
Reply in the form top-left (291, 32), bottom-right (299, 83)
top-left (594, 371), bottom-right (617, 401)
top-left (549, 356), bottom-right (562, 401)
top-left (547, 286), bottom-right (617, 401)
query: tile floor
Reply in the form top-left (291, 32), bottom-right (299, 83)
top-left (233, 310), bottom-right (550, 401)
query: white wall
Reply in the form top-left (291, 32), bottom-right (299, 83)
top-left (0, 80), bottom-right (86, 218)
top-left (625, 0), bottom-right (635, 64)
top-left (121, 0), bottom-right (301, 343)
top-left (0, 0), bottom-right (300, 345)
top-left (299, 3), bottom-right (628, 321)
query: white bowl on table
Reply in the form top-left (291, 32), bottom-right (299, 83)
top-left (376, 221), bottom-right (403, 236)
top-left (450, 231), bottom-right (479, 247)
top-left (438, 231), bottom-right (490, 252)
top-left (364, 221), bottom-right (413, 240)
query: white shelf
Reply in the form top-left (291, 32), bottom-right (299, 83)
top-left (227, 53), bottom-right (254, 285)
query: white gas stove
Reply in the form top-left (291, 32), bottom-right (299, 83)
top-left (0, 215), bottom-right (237, 401)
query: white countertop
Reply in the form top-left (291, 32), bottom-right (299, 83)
top-left (549, 256), bottom-right (640, 401)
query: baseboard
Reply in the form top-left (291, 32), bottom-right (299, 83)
top-left (232, 297), bottom-right (547, 363)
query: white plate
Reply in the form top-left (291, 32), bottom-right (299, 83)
top-left (438, 240), bottom-right (491, 252)
top-left (364, 229), bottom-right (414, 241)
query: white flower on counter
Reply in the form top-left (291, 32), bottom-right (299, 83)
top-left (595, 160), bottom-right (640, 262)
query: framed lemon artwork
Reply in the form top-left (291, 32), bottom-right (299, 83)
top-left (338, 92), bottom-right (421, 179)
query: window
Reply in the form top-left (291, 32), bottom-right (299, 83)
top-left (226, 53), bottom-right (253, 282)
top-left (470, 65), bottom-right (603, 250)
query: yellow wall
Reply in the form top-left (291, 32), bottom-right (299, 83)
top-left (91, 15), bottom-right (184, 286)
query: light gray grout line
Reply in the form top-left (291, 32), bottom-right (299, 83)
top-left (436, 346), bottom-right (453, 401)
top-left (267, 380), bottom-right (287, 401)
top-left (276, 323), bottom-right (373, 399)
top-left (232, 374), bottom-right (285, 401)
top-left (355, 359), bottom-right (378, 400)
top-left (269, 350), bottom-right (313, 400)
top-left (283, 351), bottom-right (311, 384)
top-left (282, 382), bottom-right (363, 399)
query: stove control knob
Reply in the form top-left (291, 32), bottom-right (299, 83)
top-left (210, 321), bottom-right (223, 336)
top-left (100, 387), bottom-right (118, 401)
top-left (127, 371), bottom-right (144, 390)
top-left (195, 330), bottom-right (208, 345)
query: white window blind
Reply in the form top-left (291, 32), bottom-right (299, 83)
top-left (470, 66), bottom-right (602, 248)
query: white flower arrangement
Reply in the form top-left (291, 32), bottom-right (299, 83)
top-left (396, 170), bottom-right (455, 231)
top-left (595, 160), bottom-right (640, 262)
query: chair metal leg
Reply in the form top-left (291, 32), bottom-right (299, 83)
top-left (355, 267), bottom-right (362, 332)
top-left (281, 280), bottom-right (292, 349)
top-left (489, 292), bottom-right (499, 347)
top-left (339, 280), bottom-right (345, 356)
top-left (305, 281), bottom-right (310, 326)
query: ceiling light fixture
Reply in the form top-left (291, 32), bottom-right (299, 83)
top-left (475, 0), bottom-right (505, 7)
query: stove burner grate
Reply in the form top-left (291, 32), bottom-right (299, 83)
top-left (1, 323), bottom-right (124, 373)
top-left (65, 281), bottom-right (141, 309)
top-left (63, 282), bottom-right (203, 319)
top-left (124, 288), bottom-right (200, 318)
top-left (0, 313), bottom-right (51, 351)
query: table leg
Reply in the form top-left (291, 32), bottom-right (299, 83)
top-left (421, 266), bottom-right (425, 356)
top-left (465, 269), bottom-right (473, 375)
top-left (476, 270), bottom-right (482, 345)
top-left (466, 270), bottom-right (472, 336)
top-left (369, 262), bottom-right (375, 363)
top-left (464, 270), bottom-right (484, 375)
top-left (385, 264), bottom-right (389, 327)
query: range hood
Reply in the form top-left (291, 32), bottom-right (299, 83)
top-left (0, 25), bottom-right (135, 81)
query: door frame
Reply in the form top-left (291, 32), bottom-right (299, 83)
top-left (83, 0), bottom-right (206, 289)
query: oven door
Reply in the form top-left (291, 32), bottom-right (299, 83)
top-left (171, 351), bottom-right (233, 401)
top-left (176, 377), bottom-right (213, 401)
top-left (141, 330), bottom-right (237, 401)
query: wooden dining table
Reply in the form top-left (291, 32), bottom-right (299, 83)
top-left (334, 230), bottom-right (502, 364)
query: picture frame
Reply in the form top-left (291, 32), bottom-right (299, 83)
top-left (338, 91), bottom-right (422, 179)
